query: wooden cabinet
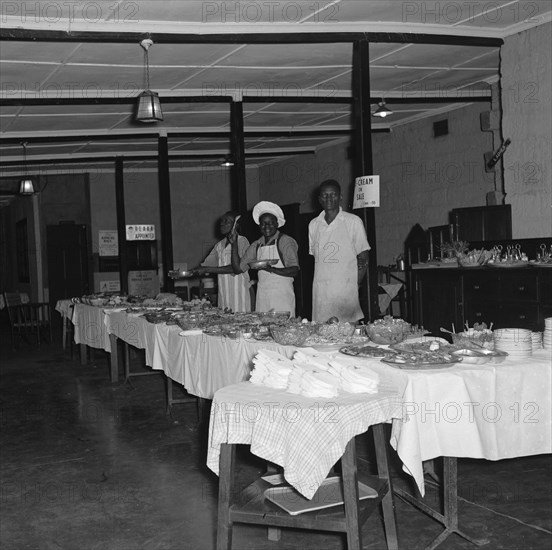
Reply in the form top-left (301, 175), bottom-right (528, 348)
top-left (412, 270), bottom-right (463, 333)
top-left (411, 266), bottom-right (551, 334)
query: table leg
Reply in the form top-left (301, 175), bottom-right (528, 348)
top-left (108, 334), bottom-right (119, 383)
top-left (80, 344), bottom-right (87, 365)
top-left (342, 438), bottom-right (362, 550)
top-left (373, 425), bottom-right (399, 550)
top-left (395, 457), bottom-right (490, 550)
top-left (217, 443), bottom-right (236, 550)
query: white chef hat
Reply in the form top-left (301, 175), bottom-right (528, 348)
top-left (252, 201), bottom-right (286, 228)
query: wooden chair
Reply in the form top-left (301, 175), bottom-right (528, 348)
top-left (4, 292), bottom-right (52, 350)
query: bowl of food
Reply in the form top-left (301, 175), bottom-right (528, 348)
top-left (365, 316), bottom-right (412, 345)
top-left (316, 321), bottom-right (356, 340)
top-left (269, 324), bottom-right (313, 346)
top-left (451, 329), bottom-right (494, 350)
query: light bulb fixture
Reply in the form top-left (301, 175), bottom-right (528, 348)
top-left (19, 142), bottom-right (35, 195)
top-left (372, 100), bottom-right (393, 118)
top-left (136, 39), bottom-right (163, 123)
top-left (221, 155), bottom-right (234, 167)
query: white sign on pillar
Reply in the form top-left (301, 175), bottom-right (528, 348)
top-left (353, 175), bottom-right (380, 208)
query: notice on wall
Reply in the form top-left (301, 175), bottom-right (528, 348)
top-left (126, 224), bottom-right (155, 241)
top-left (128, 270), bottom-right (159, 297)
top-left (99, 279), bottom-right (121, 292)
top-left (353, 175), bottom-right (380, 208)
top-left (99, 230), bottom-right (118, 256)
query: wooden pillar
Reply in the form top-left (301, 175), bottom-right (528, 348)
top-left (352, 40), bottom-right (378, 321)
top-left (114, 157), bottom-right (128, 294)
top-left (230, 101), bottom-right (247, 213)
top-left (158, 134), bottom-right (174, 293)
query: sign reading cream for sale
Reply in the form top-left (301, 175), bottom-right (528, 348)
top-left (353, 175), bottom-right (380, 208)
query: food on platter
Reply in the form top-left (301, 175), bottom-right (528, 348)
top-left (339, 345), bottom-right (398, 359)
top-left (249, 259), bottom-right (279, 269)
top-left (388, 340), bottom-right (460, 366)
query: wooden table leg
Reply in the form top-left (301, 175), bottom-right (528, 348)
top-left (217, 443), bottom-right (236, 550)
top-left (373, 424), bottom-right (399, 550)
top-left (395, 457), bottom-right (490, 550)
top-left (108, 334), bottom-right (119, 383)
top-left (341, 438), bottom-right (362, 550)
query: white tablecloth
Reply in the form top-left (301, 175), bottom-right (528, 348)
top-left (383, 350), bottom-right (552, 495)
top-left (72, 303), bottom-right (111, 352)
top-left (207, 382), bottom-right (403, 499)
top-left (68, 304), bottom-right (552, 498)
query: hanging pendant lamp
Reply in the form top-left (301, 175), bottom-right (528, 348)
top-left (372, 100), bottom-right (393, 118)
top-left (19, 142), bottom-right (35, 195)
top-left (136, 39), bottom-right (163, 123)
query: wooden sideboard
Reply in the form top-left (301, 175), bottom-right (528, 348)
top-left (410, 266), bottom-right (552, 334)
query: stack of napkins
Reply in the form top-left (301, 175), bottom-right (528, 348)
top-left (327, 357), bottom-right (380, 394)
top-left (249, 349), bottom-right (295, 389)
top-left (292, 349), bottom-right (333, 371)
top-left (287, 363), bottom-right (340, 398)
top-left (249, 349), bottom-right (381, 397)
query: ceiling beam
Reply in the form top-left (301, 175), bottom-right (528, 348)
top-left (0, 149), bottom-right (318, 167)
top-left (0, 28), bottom-right (503, 47)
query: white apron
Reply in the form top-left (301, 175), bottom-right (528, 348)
top-left (312, 220), bottom-right (363, 323)
top-left (216, 239), bottom-right (251, 312)
top-left (255, 240), bottom-right (295, 316)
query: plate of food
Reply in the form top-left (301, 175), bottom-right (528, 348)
top-left (249, 259), bottom-right (279, 269)
top-left (339, 345), bottom-right (398, 359)
top-left (384, 340), bottom-right (461, 369)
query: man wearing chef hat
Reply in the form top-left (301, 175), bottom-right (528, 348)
top-left (230, 201), bottom-right (299, 316)
top-left (309, 179), bottom-right (370, 323)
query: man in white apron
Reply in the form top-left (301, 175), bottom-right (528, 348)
top-left (309, 180), bottom-right (370, 323)
top-left (230, 202), bottom-right (299, 316)
top-left (195, 211), bottom-right (251, 312)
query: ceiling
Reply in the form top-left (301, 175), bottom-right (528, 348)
top-left (1, 0), bottom-right (551, 199)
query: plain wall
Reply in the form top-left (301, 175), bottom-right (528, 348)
top-left (501, 22), bottom-right (552, 237)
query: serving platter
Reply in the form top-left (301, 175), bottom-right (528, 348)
top-left (528, 260), bottom-right (552, 268)
top-left (249, 259), bottom-right (279, 269)
top-left (339, 345), bottom-right (397, 359)
top-left (381, 357), bottom-right (461, 369)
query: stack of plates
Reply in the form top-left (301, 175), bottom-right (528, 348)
top-left (531, 332), bottom-right (543, 350)
top-left (544, 318), bottom-right (552, 350)
top-left (493, 328), bottom-right (532, 358)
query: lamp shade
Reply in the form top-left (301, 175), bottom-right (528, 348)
top-left (19, 178), bottom-right (35, 195)
top-left (373, 101), bottom-right (393, 118)
top-left (136, 90), bottom-right (163, 122)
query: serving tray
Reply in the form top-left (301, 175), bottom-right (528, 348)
top-left (381, 357), bottom-right (461, 369)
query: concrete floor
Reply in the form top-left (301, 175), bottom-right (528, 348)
top-left (1, 331), bottom-right (551, 550)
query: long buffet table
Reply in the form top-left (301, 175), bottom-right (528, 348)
top-left (63, 302), bottom-right (551, 548)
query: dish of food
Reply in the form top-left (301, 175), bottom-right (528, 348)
top-left (249, 259), bottom-right (279, 269)
top-left (339, 345), bottom-right (397, 359)
top-left (387, 340), bottom-right (461, 368)
top-left (528, 260), bottom-right (552, 268)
